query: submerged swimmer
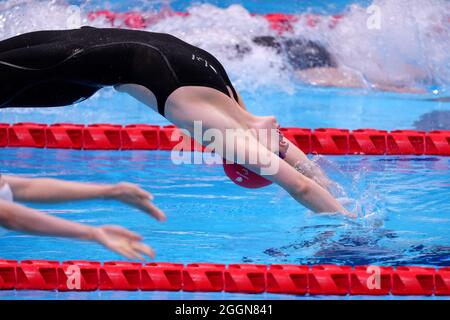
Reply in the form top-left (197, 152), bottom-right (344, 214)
top-left (0, 174), bottom-right (164, 259)
top-left (232, 35), bottom-right (426, 93)
top-left (0, 27), bottom-right (353, 219)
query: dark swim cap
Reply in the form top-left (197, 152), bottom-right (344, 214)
top-left (252, 36), bottom-right (283, 54)
top-left (283, 38), bottom-right (335, 70)
top-left (252, 36), bottom-right (335, 70)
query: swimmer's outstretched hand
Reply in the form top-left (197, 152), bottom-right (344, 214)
top-left (109, 182), bottom-right (166, 221)
top-left (93, 225), bottom-right (155, 260)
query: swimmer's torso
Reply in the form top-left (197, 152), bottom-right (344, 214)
top-left (0, 27), bottom-right (238, 116)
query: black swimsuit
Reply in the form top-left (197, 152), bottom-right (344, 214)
top-left (0, 26), bottom-right (238, 116)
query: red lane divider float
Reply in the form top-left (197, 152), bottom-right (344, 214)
top-left (349, 129), bottom-right (388, 155)
top-left (425, 130), bottom-right (450, 155)
top-left (308, 265), bottom-right (352, 295)
top-left (436, 267), bottom-right (450, 295)
top-left (311, 128), bottom-right (350, 155)
top-left (0, 123), bottom-right (9, 147)
top-left (1, 260), bottom-right (449, 295)
top-left (87, 9), bottom-right (188, 29)
top-left (387, 130), bottom-right (426, 155)
top-left (183, 263), bottom-right (225, 292)
top-left (46, 123), bottom-right (84, 149)
top-left (159, 125), bottom-right (203, 152)
top-left (350, 266), bottom-right (393, 295)
top-left (280, 127), bottom-right (311, 154)
top-left (266, 264), bottom-right (309, 295)
top-left (0, 259), bottom-right (17, 290)
top-left (8, 122), bottom-right (47, 148)
top-left (392, 266), bottom-right (435, 296)
top-left (99, 261), bottom-right (142, 291)
top-left (16, 260), bottom-right (60, 290)
top-left (84, 124), bottom-right (122, 150)
top-left (141, 262), bottom-right (183, 291)
top-left (1, 123), bottom-right (450, 155)
top-left (225, 264), bottom-right (267, 293)
top-left (121, 124), bottom-right (160, 150)
top-left (58, 261), bottom-right (101, 291)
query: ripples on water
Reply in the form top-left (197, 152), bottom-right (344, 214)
top-left (0, 0), bottom-right (448, 266)
top-left (0, 149), bottom-right (448, 266)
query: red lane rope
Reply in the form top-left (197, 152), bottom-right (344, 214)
top-left (1, 123), bottom-right (449, 155)
top-left (0, 260), bottom-right (449, 295)
top-left (86, 9), bottom-right (344, 32)
top-left (86, 9), bottom-right (450, 35)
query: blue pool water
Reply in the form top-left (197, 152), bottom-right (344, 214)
top-left (0, 148), bottom-right (449, 300)
top-left (1, 148), bottom-right (450, 265)
top-left (1, 0), bottom-right (450, 300)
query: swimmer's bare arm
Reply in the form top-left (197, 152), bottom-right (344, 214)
top-left (237, 139), bottom-right (354, 217)
top-left (296, 67), bottom-right (366, 88)
top-left (369, 83), bottom-right (426, 94)
top-left (233, 89), bottom-right (337, 192)
top-left (235, 89), bottom-right (247, 110)
top-left (296, 67), bottom-right (426, 93)
top-left (280, 138), bottom-right (337, 192)
top-left (0, 199), bottom-right (154, 260)
top-left (223, 87), bottom-right (247, 110)
top-left (2, 176), bottom-right (165, 221)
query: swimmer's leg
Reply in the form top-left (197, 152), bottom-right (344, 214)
top-left (164, 86), bottom-right (351, 216)
top-left (0, 37), bottom-right (100, 107)
top-left (0, 79), bottom-right (99, 108)
top-left (0, 30), bottom-right (65, 54)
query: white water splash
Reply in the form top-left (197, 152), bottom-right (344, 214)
top-left (305, 0), bottom-right (450, 89)
top-left (310, 154), bottom-right (386, 224)
top-left (0, 0), bottom-right (449, 92)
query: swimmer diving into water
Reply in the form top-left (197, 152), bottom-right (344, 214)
top-left (0, 27), bottom-right (353, 221)
top-left (232, 35), bottom-right (427, 93)
top-left (0, 174), bottom-right (164, 259)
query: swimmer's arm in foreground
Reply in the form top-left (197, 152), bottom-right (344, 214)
top-left (2, 176), bottom-right (165, 221)
top-left (0, 199), bottom-right (154, 260)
